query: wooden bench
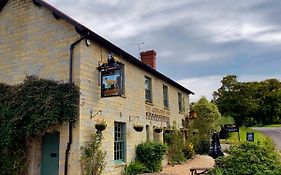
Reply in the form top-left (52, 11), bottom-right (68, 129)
top-left (190, 167), bottom-right (213, 175)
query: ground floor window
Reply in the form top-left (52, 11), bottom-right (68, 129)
top-left (114, 122), bottom-right (126, 163)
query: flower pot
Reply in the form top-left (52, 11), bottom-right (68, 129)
top-left (133, 125), bottom-right (144, 132)
top-left (154, 128), bottom-right (162, 133)
top-left (95, 124), bottom-right (107, 132)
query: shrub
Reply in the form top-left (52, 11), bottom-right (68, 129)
top-left (167, 130), bottom-right (186, 165)
top-left (136, 142), bottom-right (167, 173)
top-left (209, 142), bottom-right (281, 175)
top-left (125, 161), bottom-right (146, 175)
top-left (183, 143), bottom-right (195, 159)
top-left (195, 139), bottom-right (210, 154)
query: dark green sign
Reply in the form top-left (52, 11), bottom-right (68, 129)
top-left (246, 132), bottom-right (254, 141)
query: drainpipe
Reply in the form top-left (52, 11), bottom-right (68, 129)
top-left (65, 34), bottom-right (88, 175)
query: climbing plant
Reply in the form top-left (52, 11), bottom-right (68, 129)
top-left (80, 132), bottom-right (107, 175)
top-left (0, 76), bottom-right (79, 175)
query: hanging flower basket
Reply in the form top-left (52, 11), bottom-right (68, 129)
top-left (95, 118), bottom-right (107, 132)
top-left (95, 124), bottom-right (107, 132)
top-left (154, 127), bottom-right (162, 133)
top-left (133, 124), bottom-right (144, 132)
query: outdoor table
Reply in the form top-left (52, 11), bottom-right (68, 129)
top-left (190, 167), bottom-right (213, 175)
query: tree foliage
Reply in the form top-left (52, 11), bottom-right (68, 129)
top-left (189, 97), bottom-right (221, 153)
top-left (0, 76), bottom-right (79, 175)
top-left (213, 75), bottom-right (281, 126)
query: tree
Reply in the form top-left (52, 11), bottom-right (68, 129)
top-left (213, 75), bottom-right (281, 126)
top-left (190, 97), bottom-right (221, 153)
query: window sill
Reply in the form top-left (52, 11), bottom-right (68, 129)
top-left (114, 162), bottom-right (126, 168)
top-left (145, 101), bottom-right (154, 106)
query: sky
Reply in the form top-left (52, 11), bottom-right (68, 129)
top-left (47, 0), bottom-right (281, 102)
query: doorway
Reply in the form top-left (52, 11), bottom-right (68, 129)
top-left (41, 132), bottom-right (60, 175)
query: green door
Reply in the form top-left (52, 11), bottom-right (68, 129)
top-left (41, 132), bottom-right (60, 175)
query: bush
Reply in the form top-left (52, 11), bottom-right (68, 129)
top-left (167, 130), bottom-right (186, 165)
top-left (125, 161), bottom-right (146, 175)
top-left (195, 139), bottom-right (210, 154)
top-left (209, 142), bottom-right (281, 175)
top-left (183, 143), bottom-right (195, 159)
top-left (136, 142), bottom-right (167, 173)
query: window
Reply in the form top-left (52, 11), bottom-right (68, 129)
top-left (145, 76), bottom-right (152, 103)
top-left (163, 85), bottom-right (169, 108)
top-left (114, 122), bottom-right (126, 163)
top-left (178, 92), bottom-right (185, 112)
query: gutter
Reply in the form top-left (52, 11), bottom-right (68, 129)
top-left (65, 34), bottom-right (88, 175)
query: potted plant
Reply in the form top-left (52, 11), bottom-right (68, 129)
top-left (154, 126), bottom-right (162, 133)
top-left (95, 118), bottom-right (107, 132)
top-left (133, 124), bottom-right (144, 132)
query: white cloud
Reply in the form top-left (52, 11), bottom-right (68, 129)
top-left (183, 53), bottom-right (227, 63)
top-left (46, 0), bottom-right (281, 81)
top-left (178, 75), bottom-right (222, 102)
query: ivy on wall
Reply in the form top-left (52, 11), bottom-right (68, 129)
top-left (0, 76), bottom-right (79, 175)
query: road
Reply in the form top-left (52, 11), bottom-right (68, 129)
top-left (252, 127), bottom-right (281, 150)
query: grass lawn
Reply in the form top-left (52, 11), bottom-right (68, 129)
top-left (221, 126), bottom-right (270, 144)
top-left (261, 124), bottom-right (281, 127)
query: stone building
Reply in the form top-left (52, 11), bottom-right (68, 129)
top-left (0, 0), bottom-right (194, 175)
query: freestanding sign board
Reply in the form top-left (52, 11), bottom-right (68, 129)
top-left (224, 124), bottom-right (239, 132)
top-left (223, 124), bottom-right (240, 141)
top-left (246, 132), bottom-right (254, 141)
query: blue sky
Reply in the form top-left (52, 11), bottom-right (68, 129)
top-left (47, 0), bottom-right (281, 101)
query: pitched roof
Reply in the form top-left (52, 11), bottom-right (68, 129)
top-left (0, 0), bottom-right (194, 95)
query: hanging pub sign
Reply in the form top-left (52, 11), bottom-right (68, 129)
top-left (98, 53), bottom-right (124, 98)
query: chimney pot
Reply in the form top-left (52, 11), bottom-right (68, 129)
top-left (140, 50), bottom-right (157, 69)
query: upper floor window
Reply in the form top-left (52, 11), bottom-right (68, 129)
top-left (163, 85), bottom-right (169, 108)
top-left (145, 76), bottom-right (152, 103)
top-left (178, 92), bottom-right (185, 112)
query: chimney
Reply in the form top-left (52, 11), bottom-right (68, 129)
top-left (140, 50), bottom-right (157, 69)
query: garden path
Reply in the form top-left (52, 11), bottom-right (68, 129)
top-left (140, 155), bottom-right (215, 175)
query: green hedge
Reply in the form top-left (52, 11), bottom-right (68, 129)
top-left (136, 142), bottom-right (167, 173)
top-left (209, 141), bottom-right (281, 175)
top-left (0, 76), bottom-right (79, 175)
top-left (125, 161), bottom-right (146, 175)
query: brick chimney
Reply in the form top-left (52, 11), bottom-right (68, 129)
top-left (140, 50), bottom-right (157, 69)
